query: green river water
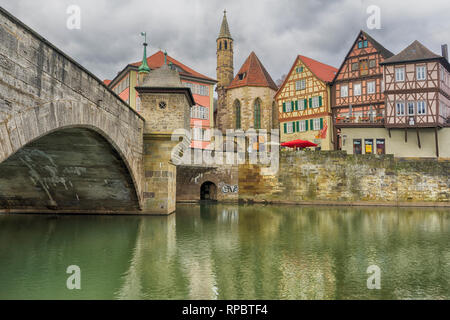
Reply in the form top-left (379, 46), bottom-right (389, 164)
top-left (0, 204), bottom-right (449, 299)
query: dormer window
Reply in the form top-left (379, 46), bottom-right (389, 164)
top-left (238, 72), bottom-right (246, 80)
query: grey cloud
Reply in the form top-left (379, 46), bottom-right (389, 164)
top-left (1, 0), bottom-right (449, 84)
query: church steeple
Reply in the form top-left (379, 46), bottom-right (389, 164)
top-left (216, 10), bottom-right (234, 88)
top-left (216, 10), bottom-right (234, 131)
top-left (218, 10), bottom-right (232, 40)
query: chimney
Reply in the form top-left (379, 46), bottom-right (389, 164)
top-left (441, 44), bottom-right (448, 61)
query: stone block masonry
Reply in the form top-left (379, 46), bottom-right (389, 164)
top-left (238, 150), bottom-right (449, 206)
top-left (0, 7), bottom-right (145, 213)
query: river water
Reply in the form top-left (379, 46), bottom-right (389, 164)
top-left (0, 204), bottom-right (448, 299)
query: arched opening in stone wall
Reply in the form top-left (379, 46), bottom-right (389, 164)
top-left (200, 181), bottom-right (217, 201)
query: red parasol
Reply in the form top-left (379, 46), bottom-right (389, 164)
top-left (281, 139), bottom-right (318, 149)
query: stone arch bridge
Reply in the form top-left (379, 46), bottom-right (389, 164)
top-left (0, 7), bottom-right (145, 213)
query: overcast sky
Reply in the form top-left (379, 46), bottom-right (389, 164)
top-left (1, 0), bottom-right (450, 84)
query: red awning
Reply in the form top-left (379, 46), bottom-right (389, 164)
top-left (281, 139), bottom-right (318, 148)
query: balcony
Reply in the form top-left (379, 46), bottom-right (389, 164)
top-left (335, 114), bottom-right (385, 127)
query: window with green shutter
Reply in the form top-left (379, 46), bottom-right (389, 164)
top-left (310, 119), bottom-right (313, 130)
top-left (309, 98), bottom-right (312, 109)
top-left (283, 102), bottom-right (286, 113)
top-left (295, 100), bottom-right (298, 110)
top-left (283, 122), bottom-right (287, 133)
top-left (320, 117), bottom-right (323, 129)
top-left (304, 98), bottom-right (308, 109)
top-left (296, 121), bottom-right (299, 132)
top-left (305, 119), bottom-right (308, 131)
top-left (319, 96), bottom-right (322, 107)
top-left (291, 101), bottom-right (294, 110)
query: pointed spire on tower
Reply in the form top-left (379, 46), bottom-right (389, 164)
top-left (218, 9), bottom-right (232, 39)
top-left (138, 32), bottom-right (150, 74)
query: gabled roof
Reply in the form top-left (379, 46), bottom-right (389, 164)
top-left (362, 31), bottom-right (394, 59)
top-left (218, 11), bottom-right (232, 39)
top-left (300, 55), bottom-right (337, 82)
top-left (130, 50), bottom-right (216, 83)
top-left (275, 55), bottom-right (337, 98)
top-left (227, 52), bottom-right (278, 91)
top-left (381, 40), bottom-right (441, 64)
top-left (333, 30), bottom-right (393, 82)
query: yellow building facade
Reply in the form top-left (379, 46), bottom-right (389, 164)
top-left (275, 55), bottom-right (337, 150)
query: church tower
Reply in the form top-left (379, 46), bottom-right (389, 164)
top-left (216, 10), bottom-right (234, 131)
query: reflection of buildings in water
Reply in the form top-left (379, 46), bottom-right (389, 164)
top-left (218, 207), bottom-right (239, 224)
top-left (279, 252), bottom-right (336, 299)
top-left (114, 205), bottom-right (449, 299)
top-left (116, 214), bottom-right (177, 299)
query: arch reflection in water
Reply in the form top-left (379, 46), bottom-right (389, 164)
top-left (0, 205), bottom-right (448, 299)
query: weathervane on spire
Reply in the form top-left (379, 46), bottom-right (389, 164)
top-left (140, 31), bottom-right (147, 45)
top-left (138, 31), bottom-right (150, 74)
top-left (224, 9), bottom-right (226, 15)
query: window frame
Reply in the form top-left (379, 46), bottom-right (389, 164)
top-left (417, 100), bottom-right (427, 115)
top-left (367, 81), bottom-right (375, 94)
top-left (354, 83), bottom-right (362, 96)
top-left (395, 67), bottom-right (405, 82)
top-left (416, 65), bottom-right (427, 81)
top-left (407, 101), bottom-right (415, 116)
top-left (341, 85), bottom-right (348, 98)
top-left (396, 101), bottom-right (405, 116)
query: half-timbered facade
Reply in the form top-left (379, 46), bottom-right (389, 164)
top-left (275, 55), bottom-right (337, 150)
top-left (332, 31), bottom-right (394, 154)
top-left (380, 41), bottom-right (450, 157)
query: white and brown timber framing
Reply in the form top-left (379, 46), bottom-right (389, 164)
top-left (380, 40), bottom-right (450, 156)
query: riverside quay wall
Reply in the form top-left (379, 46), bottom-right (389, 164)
top-left (238, 150), bottom-right (449, 206)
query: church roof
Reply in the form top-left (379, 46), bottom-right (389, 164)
top-left (131, 50), bottom-right (216, 83)
top-left (218, 11), bottom-right (232, 39)
top-left (228, 52), bottom-right (278, 91)
top-left (381, 40), bottom-right (442, 64)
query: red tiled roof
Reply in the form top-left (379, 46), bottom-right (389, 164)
top-left (131, 50), bottom-right (216, 83)
top-left (298, 55), bottom-right (337, 83)
top-left (103, 79), bottom-right (111, 85)
top-left (227, 52), bottom-right (278, 90)
top-left (275, 55), bottom-right (337, 98)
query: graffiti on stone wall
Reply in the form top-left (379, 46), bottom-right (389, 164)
top-left (219, 182), bottom-right (238, 193)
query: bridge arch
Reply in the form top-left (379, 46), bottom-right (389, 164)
top-left (0, 7), bottom-right (146, 212)
top-left (0, 125), bottom-right (142, 213)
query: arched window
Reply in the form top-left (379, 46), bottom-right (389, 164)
top-left (219, 41), bottom-right (222, 50)
top-left (224, 41), bottom-right (227, 50)
top-left (234, 100), bottom-right (241, 129)
top-left (254, 98), bottom-right (261, 129)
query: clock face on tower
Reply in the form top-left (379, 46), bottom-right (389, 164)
top-left (159, 101), bottom-right (167, 109)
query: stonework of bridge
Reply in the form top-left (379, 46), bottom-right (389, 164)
top-left (0, 7), bottom-right (146, 213)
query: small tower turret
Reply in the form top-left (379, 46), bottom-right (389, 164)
top-left (216, 10), bottom-right (234, 131)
